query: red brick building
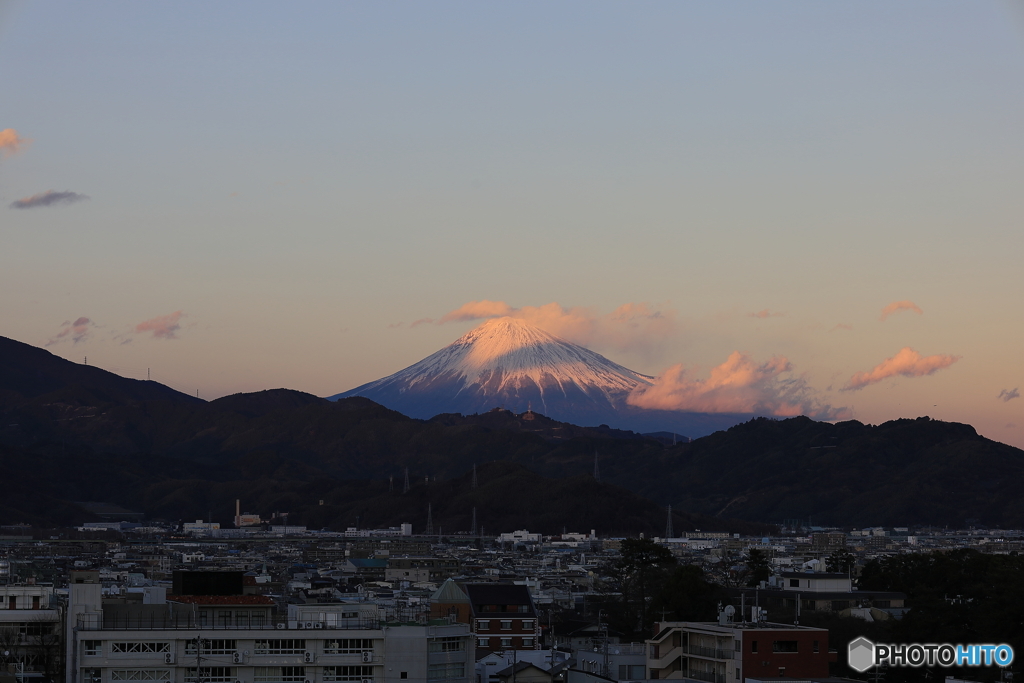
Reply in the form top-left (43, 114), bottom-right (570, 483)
top-left (647, 618), bottom-right (836, 682)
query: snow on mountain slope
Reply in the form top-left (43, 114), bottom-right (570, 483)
top-left (330, 317), bottom-right (748, 437)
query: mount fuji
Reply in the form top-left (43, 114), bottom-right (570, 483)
top-left (330, 317), bottom-right (749, 438)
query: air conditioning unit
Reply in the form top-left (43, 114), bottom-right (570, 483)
top-left (304, 652), bottom-right (315, 664)
top-left (234, 679), bottom-right (243, 683)
top-left (305, 622), bottom-right (315, 629)
top-left (313, 622), bottom-right (324, 629)
top-left (361, 651), bottom-right (373, 663)
top-left (297, 622), bottom-right (305, 630)
top-left (232, 653), bottom-right (242, 664)
top-left (361, 678), bottom-right (373, 683)
top-left (277, 623), bottom-right (287, 630)
top-left (164, 653), bottom-right (175, 665)
top-left (304, 679), bottom-right (312, 683)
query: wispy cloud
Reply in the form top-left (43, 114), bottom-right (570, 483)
top-left (438, 300), bottom-right (677, 356)
top-left (880, 300), bottom-right (923, 321)
top-left (10, 190), bottom-right (89, 210)
top-left (45, 317), bottom-right (93, 346)
top-left (749, 309), bottom-right (784, 319)
top-left (135, 311), bottom-right (184, 339)
top-left (842, 347), bottom-right (959, 391)
top-left (410, 318), bottom-right (434, 328)
top-left (627, 351), bottom-right (846, 419)
top-left (0, 128), bottom-right (30, 158)
top-left (999, 388), bottom-right (1020, 402)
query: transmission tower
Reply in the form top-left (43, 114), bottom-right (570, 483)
top-left (426, 503), bottom-right (434, 535)
top-left (665, 505), bottom-right (673, 539)
top-left (403, 468), bottom-right (410, 494)
top-left (472, 463), bottom-right (478, 489)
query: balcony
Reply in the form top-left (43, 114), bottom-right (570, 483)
top-left (684, 644), bottom-right (732, 660)
top-left (685, 669), bottom-right (726, 683)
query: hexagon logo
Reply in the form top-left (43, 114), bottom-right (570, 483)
top-left (848, 637), bottom-right (876, 673)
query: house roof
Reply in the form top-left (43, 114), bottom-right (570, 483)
top-left (431, 578), bottom-right (470, 603)
top-left (167, 595), bottom-right (275, 605)
top-left (464, 583), bottom-right (533, 605)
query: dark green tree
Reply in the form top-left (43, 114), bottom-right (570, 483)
top-left (651, 564), bottom-right (721, 622)
top-left (825, 548), bottom-right (856, 575)
top-left (616, 537), bottom-right (677, 633)
top-left (745, 547), bottom-right (771, 587)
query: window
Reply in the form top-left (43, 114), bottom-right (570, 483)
top-left (522, 638), bottom-right (534, 648)
top-left (518, 605), bottom-right (529, 613)
top-left (477, 638), bottom-right (490, 647)
top-left (218, 611), bottom-right (232, 627)
top-left (751, 641), bottom-right (757, 654)
top-left (500, 638), bottom-right (512, 648)
top-left (323, 666), bottom-right (373, 682)
top-left (428, 638), bottom-right (464, 653)
top-left (734, 640), bottom-right (740, 652)
top-left (186, 668), bottom-right (234, 683)
top-left (254, 668), bottom-right (305, 683)
top-left (477, 620), bottom-right (490, 631)
top-left (110, 672), bottom-right (171, 681)
top-left (84, 641), bottom-right (102, 657)
top-left (85, 669), bottom-right (102, 683)
top-left (772, 641), bottom-right (798, 653)
top-left (500, 620), bottom-right (512, 630)
top-left (254, 640), bottom-right (306, 655)
top-left (789, 579), bottom-right (799, 588)
top-left (111, 643), bottom-right (171, 655)
top-left (400, 673), bottom-right (408, 680)
top-left (251, 613), bottom-right (266, 628)
top-left (522, 620), bottom-right (534, 630)
top-left (186, 640), bottom-right (237, 656)
top-left (32, 596), bottom-right (40, 609)
top-left (428, 664), bottom-right (465, 681)
top-left (324, 639), bottom-right (373, 655)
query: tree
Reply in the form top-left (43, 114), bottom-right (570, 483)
top-left (825, 548), bottom-right (856, 575)
top-left (616, 537), bottom-right (677, 634)
top-left (651, 564), bottom-right (721, 622)
top-left (745, 548), bottom-right (771, 587)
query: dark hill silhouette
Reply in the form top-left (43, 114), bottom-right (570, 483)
top-left (2, 334), bottom-right (1023, 528)
top-left (0, 335), bottom-right (200, 409)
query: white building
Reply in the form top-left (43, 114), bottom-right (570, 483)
top-left (66, 572), bottom-right (472, 683)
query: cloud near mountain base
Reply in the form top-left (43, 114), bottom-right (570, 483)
top-left (627, 351), bottom-right (846, 420)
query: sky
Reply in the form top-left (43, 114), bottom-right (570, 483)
top-left (2, 1), bottom-right (1023, 446)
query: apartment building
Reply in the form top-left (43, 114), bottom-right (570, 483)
top-left (0, 583), bottom-right (63, 681)
top-left (646, 614), bottom-right (834, 683)
top-left (66, 571), bottom-right (472, 683)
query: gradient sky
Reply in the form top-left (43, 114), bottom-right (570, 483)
top-left (2, 1), bottom-right (1023, 445)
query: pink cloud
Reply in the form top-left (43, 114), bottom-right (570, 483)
top-left (0, 128), bottom-right (30, 158)
top-left (627, 351), bottom-right (846, 419)
top-left (45, 316), bottom-right (93, 346)
top-left (842, 347), bottom-right (960, 391)
top-left (135, 311), bottom-right (184, 339)
top-left (880, 300), bottom-right (923, 321)
top-left (749, 309), bottom-right (784, 319)
top-left (438, 300), bottom-right (677, 355)
top-left (438, 300), bottom-right (515, 323)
